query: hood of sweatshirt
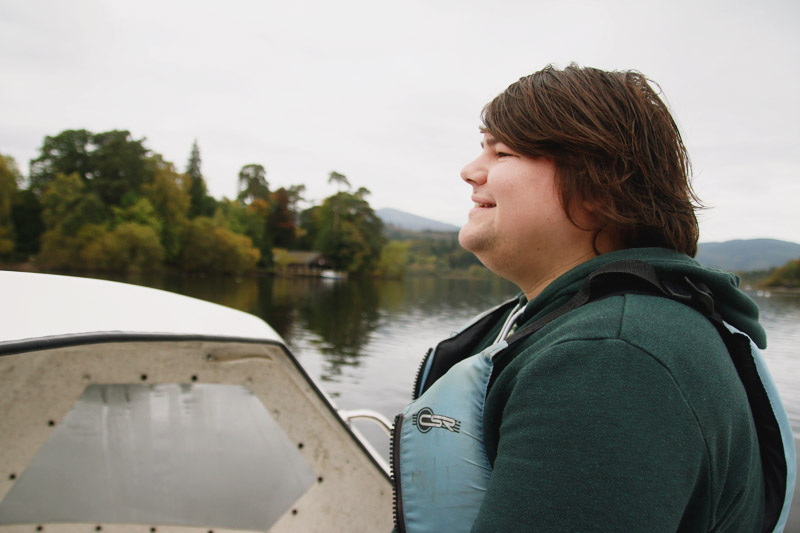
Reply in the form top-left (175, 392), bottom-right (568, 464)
top-left (521, 247), bottom-right (766, 349)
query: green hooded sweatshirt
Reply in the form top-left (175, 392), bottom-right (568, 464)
top-left (472, 248), bottom-right (765, 532)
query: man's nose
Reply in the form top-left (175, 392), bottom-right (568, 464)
top-left (460, 157), bottom-right (487, 186)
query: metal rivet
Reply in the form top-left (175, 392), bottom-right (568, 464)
top-left (291, 509), bottom-right (298, 516)
top-left (317, 476), bottom-right (323, 483)
top-left (297, 442), bottom-right (304, 449)
top-left (47, 420), bottom-right (55, 427)
top-left (140, 374), bottom-right (148, 381)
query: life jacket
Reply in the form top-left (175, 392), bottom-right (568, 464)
top-left (390, 260), bottom-right (796, 533)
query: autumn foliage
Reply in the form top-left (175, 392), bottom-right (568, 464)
top-left (0, 129), bottom-right (390, 276)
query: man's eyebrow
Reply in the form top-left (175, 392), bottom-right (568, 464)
top-left (480, 137), bottom-right (498, 149)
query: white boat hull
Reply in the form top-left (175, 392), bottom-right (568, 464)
top-left (0, 272), bottom-right (392, 532)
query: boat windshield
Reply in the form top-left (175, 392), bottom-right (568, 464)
top-left (0, 383), bottom-right (315, 530)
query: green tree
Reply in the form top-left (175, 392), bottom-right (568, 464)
top-left (75, 224), bottom-right (110, 271)
top-left (102, 223), bottom-right (165, 273)
top-left (29, 129), bottom-right (153, 206)
top-left (29, 129), bottom-right (93, 195)
top-left (40, 173), bottom-right (105, 236)
top-left (11, 189), bottom-right (44, 258)
top-left (286, 184), bottom-right (306, 214)
top-left (37, 229), bottom-right (80, 270)
top-left (141, 156), bottom-right (191, 263)
top-left (237, 164), bottom-right (269, 204)
top-left (42, 222), bottom-right (165, 273)
top-left (377, 241), bottom-right (410, 279)
top-left (88, 130), bottom-right (152, 206)
top-left (0, 154), bottom-right (21, 257)
top-left (186, 140), bottom-right (216, 218)
top-left (297, 205), bottom-right (318, 250)
top-left (763, 258), bottom-right (800, 288)
top-left (311, 188), bottom-right (385, 275)
top-left (328, 170), bottom-right (350, 191)
top-left (112, 196), bottom-right (161, 232)
top-left (215, 198), bottom-right (273, 268)
top-left (37, 173), bottom-right (106, 270)
top-left (272, 248), bottom-right (292, 273)
top-left (180, 217), bottom-right (260, 275)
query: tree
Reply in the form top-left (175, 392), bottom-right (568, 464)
top-left (102, 223), bottom-right (165, 273)
top-left (0, 154), bottom-right (21, 257)
top-left (286, 184), bottom-right (306, 214)
top-left (11, 190), bottom-right (43, 258)
top-left (37, 229), bottom-right (79, 270)
top-left (111, 197), bottom-right (162, 235)
top-left (311, 189), bottom-right (385, 274)
top-left (40, 173), bottom-right (105, 236)
top-left (763, 258), bottom-right (800, 288)
top-left (29, 129), bottom-right (93, 196)
top-left (237, 164), bottom-right (269, 204)
top-left (272, 248), bottom-right (292, 273)
top-left (186, 140), bottom-right (216, 218)
top-left (296, 205), bottom-right (318, 250)
top-left (267, 187), bottom-right (296, 249)
top-left (29, 129), bottom-right (153, 207)
top-left (141, 156), bottom-right (191, 263)
top-left (37, 172), bottom-right (106, 270)
top-left (88, 130), bottom-right (152, 206)
top-left (39, 222), bottom-right (165, 273)
top-left (215, 198), bottom-right (273, 268)
top-left (377, 241), bottom-right (410, 279)
top-left (180, 217), bottom-right (260, 275)
top-left (328, 170), bottom-right (350, 191)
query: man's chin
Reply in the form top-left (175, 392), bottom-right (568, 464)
top-left (458, 225), bottom-right (490, 255)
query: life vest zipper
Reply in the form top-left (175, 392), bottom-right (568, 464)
top-left (411, 347), bottom-right (433, 400)
top-left (390, 413), bottom-right (406, 532)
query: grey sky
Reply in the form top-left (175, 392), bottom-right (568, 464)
top-left (1, 0), bottom-right (798, 243)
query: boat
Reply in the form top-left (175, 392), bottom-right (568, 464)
top-left (319, 270), bottom-right (347, 280)
top-left (0, 271), bottom-right (392, 531)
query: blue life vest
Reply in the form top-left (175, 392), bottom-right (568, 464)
top-left (390, 260), bottom-right (796, 533)
top-left (392, 315), bottom-right (512, 532)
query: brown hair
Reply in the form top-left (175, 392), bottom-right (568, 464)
top-left (481, 64), bottom-right (701, 256)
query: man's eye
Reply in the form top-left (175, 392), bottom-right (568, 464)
top-left (497, 151), bottom-right (513, 158)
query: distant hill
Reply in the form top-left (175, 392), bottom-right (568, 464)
top-left (376, 208), bottom-right (460, 232)
top-left (374, 212), bottom-right (799, 273)
top-left (696, 239), bottom-right (800, 272)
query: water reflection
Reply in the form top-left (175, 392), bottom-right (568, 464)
top-left (89, 274), bottom-right (796, 404)
top-left (296, 280), bottom-right (381, 380)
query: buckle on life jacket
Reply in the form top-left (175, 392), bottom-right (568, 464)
top-left (661, 276), bottom-right (716, 317)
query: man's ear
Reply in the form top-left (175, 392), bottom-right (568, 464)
top-left (577, 199), bottom-right (623, 254)
top-left (568, 199), bottom-right (599, 230)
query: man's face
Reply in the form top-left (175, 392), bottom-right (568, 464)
top-left (458, 133), bottom-right (595, 296)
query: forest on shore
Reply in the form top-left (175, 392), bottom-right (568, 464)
top-left (0, 129), bottom-right (483, 278)
top-left (3, 129), bottom-right (796, 286)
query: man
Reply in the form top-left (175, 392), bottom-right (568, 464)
top-left (391, 65), bottom-right (794, 532)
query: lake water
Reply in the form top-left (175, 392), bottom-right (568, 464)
top-left (113, 272), bottom-right (800, 530)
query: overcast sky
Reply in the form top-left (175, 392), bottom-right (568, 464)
top-left (1, 0), bottom-right (798, 243)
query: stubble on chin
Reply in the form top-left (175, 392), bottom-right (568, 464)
top-left (458, 222), bottom-right (493, 258)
